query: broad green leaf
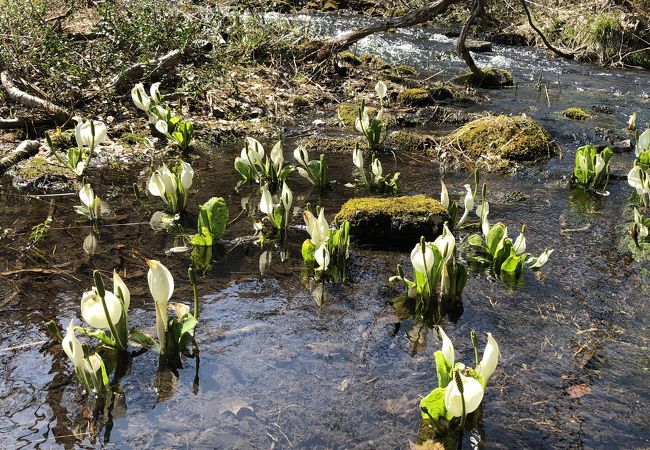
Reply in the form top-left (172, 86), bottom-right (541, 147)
top-left (492, 239), bottom-right (513, 275)
top-left (639, 150), bottom-right (650, 171)
top-left (235, 160), bottom-right (253, 183)
top-left (486, 222), bottom-right (507, 255)
top-left (75, 326), bottom-right (116, 346)
top-left (420, 387), bottom-right (447, 420)
top-left (500, 253), bottom-right (525, 276)
top-left (468, 234), bottom-right (488, 249)
top-left (434, 350), bottom-right (452, 388)
top-left (192, 197), bottom-right (228, 246)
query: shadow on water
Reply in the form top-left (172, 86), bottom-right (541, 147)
top-left (1, 14), bottom-right (650, 450)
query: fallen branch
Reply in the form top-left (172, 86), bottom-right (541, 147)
top-left (0, 118), bottom-right (54, 130)
top-left (1, 72), bottom-right (71, 123)
top-left (0, 140), bottom-right (41, 174)
top-left (303, 0), bottom-right (460, 60)
top-left (110, 41), bottom-right (212, 95)
top-left (519, 0), bottom-right (574, 60)
top-left (457, 0), bottom-right (484, 74)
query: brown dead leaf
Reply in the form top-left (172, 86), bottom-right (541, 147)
top-left (566, 384), bottom-right (591, 399)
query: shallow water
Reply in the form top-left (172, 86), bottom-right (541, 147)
top-left (1, 13), bottom-right (650, 450)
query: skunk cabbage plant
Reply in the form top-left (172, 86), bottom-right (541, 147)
top-left (148, 161), bottom-right (194, 213)
top-left (294, 146), bottom-right (329, 192)
top-left (257, 182), bottom-right (293, 239)
top-left (420, 328), bottom-right (500, 428)
top-left (62, 320), bottom-right (109, 394)
top-left (356, 81), bottom-right (388, 150)
top-left (146, 259), bottom-right (197, 362)
top-left (234, 138), bottom-right (295, 192)
top-left (573, 144), bottom-right (612, 192)
top-left (301, 207), bottom-right (350, 282)
top-left (75, 184), bottom-right (102, 223)
top-left (352, 143), bottom-right (399, 194)
top-left (191, 197), bottom-right (229, 246)
top-left (389, 224), bottom-right (467, 324)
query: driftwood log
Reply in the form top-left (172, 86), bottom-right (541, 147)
top-left (0, 72), bottom-right (71, 124)
top-left (0, 140), bottom-right (41, 174)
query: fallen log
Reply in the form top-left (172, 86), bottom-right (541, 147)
top-left (0, 72), bottom-right (71, 124)
top-left (0, 140), bottom-right (41, 174)
top-left (302, 0), bottom-right (461, 60)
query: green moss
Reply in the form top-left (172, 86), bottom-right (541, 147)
top-left (47, 128), bottom-right (75, 151)
top-left (292, 96), bottom-right (310, 108)
top-left (335, 195), bottom-right (450, 243)
top-left (392, 65), bottom-right (418, 76)
top-left (337, 102), bottom-right (376, 127)
top-left (385, 130), bottom-right (431, 152)
top-left (14, 156), bottom-right (75, 181)
top-left (451, 68), bottom-right (513, 89)
top-left (562, 107), bottom-right (590, 120)
top-left (323, 1), bottom-right (340, 12)
top-left (337, 51), bottom-right (363, 66)
top-left (120, 132), bottom-right (149, 146)
top-left (446, 115), bottom-right (555, 161)
top-left (298, 135), bottom-right (362, 154)
top-left (397, 88), bottom-right (432, 106)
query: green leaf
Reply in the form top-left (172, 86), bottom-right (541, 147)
top-left (192, 197), bottom-right (228, 246)
top-left (486, 222), bottom-right (507, 255)
top-left (129, 329), bottom-right (157, 349)
top-left (434, 350), bottom-right (452, 389)
top-left (75, 326), bottom-right (116, 346)
top-left (420, 387), bottom-right (447, 421)
top-left (639, 150), bottom-right (650, 171)
top-left (178, 314), bottom-right (198, 341)
top-left (468, 234), bottom-right (488, 250)
top-left (492, 238), bottom-right (513, 275)
top-left (235, 160), bottom-right (253, 183)
top-left (500, 253), bottom-right (525, 276)
top-left (302, 239), bottom-right (316, 265)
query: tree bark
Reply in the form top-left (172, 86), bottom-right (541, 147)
top-left (304, 0), bottom-right (462, 60)
top-left (0, 72), bottom-right (71, 124)
top-left (0, 140), bottom-right (41, 174)
top-left (457, 0), bottom-right (485, 74)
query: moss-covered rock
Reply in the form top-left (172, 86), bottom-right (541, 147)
top-left (292, 96), bottom-right (310, 108)
top-left (323, 1), bottom-right (339, 11)
top-left (445, 115), bottom-right (555, 162)
top-left (11, 156), bottom-right (75, 188)
top-left (335, 195), bottom-right (450, 243)
top-left (397, 88), bottom-right (432, 106)
top-left (451, 68), bottom-right (513, 89)
top-left (337, 51), bottom-right (363, 66)
top-left (337, 102), bottom-right (373, 127)
top-left (385, 130), bottom-right (433, 152)
top-left (297, 135), bottom-right (362, 154)
top-left (562, 107), bottom-right (590, 120)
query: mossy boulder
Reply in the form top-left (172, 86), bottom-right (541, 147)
top-left (323, 1), bottom-right (339, 11)
top-left (337, 102), bottom-right (374, 127)
top-left (446, 115), bottom-right (555, 162)
top-left (451, 68), bottom-right (513, 89)
top-left (298, 135), bottom-right (362, 154)
top-left (397, 88), bottom-right (433, 107)
top-left (11, 156), bottom-right (75, 188)
top-left (335, 195), bottom-right (449, 243)
top-left (562, 107), bottom-right (590, 120)
top-left (385, 130), bottom-right (433, 152)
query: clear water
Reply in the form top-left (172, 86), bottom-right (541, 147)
top-left (1, 14), bottom-right (649, 449)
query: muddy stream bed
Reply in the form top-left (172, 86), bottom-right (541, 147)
top-left (1, 13), bottom-right (649, 449)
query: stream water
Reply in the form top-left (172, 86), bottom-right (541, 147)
top-left (1, 13), bottom-right (649, 449)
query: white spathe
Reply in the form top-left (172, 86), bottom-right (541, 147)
top-left (270, 141), bottom-right (284, 168)
top-left (62, 319), bottom-right (85, 369)
top-left (79, 184), bottom-right (95, 209)
top-left (131, 83), bottom-right (151, 111)
top-left (315, 244), bottom-right (330, 272)
top-left (477, 333), bottom-right (500, 383)
top-left (438, 326), bottom-right (455, 367)
top-left (440, 180), bottom-right (449, 210)
top-left (75, 118), bottom-right (107, 151)
top-left (113, 270), bottom-right (130, 311)
top-left (444, 373), bottom-right (484, 417)
top-left (260, 184), bottom-right (274, 215)
top-left (410, 241), bottom-right (435, 274)
top-left (81, 288), bottom-right (122, 329)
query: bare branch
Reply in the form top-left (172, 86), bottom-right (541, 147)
top-left (519, 0), bottom-right (575, 60)
top-left (457, 0), bottom-right (485, 75)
